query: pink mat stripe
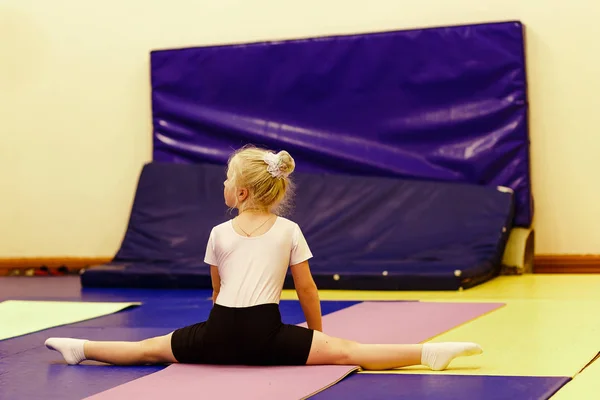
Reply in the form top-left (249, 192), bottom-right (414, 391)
top-left (298, 301), bottom-right (503, 344)
top-left (87, 364), bottom-right (358, 400)
top-left (85, 301), bottom-right (503, 400)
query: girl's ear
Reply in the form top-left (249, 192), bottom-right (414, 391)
top-left (238, 188), bottom-right (249, 201)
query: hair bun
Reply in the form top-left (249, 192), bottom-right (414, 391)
top-left (276, 151), bottom-right (295, 175)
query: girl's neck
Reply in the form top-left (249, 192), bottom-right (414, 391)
top-left (238, 208), bottom-right (272, 218)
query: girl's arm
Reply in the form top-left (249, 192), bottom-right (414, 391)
top-left (290, 260), bottom-right (322, 332)
top-left (210, 265), bottom-right (221, 304)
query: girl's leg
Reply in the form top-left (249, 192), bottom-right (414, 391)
top-left (306, 330), bottom-right (482, 371)
top-left (45, 333), bottom-right (178, 366)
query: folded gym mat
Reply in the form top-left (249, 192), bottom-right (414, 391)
top-left (0, 300), bottom-right (139, 341)
top-left (81, 161), bottom-right (514, 291)
top-left (310, 374), bottom-right (570, 400)
top-left (85, 301), bottom-right (503, 400)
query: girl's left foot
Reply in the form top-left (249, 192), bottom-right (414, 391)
top-left (45, 338), bottom-right (87, 365)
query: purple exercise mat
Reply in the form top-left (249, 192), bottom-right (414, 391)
top-left (85, 301), bottom-right (503, 400)
top-left (298, 301), bottom-right (503, 344)
top-left (86, 364), bottom-right (358, 400)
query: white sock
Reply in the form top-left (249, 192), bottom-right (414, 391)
top-left (421, 342), bottom-right (483, 371)
top-left (45, 338), bottom-right (88, 365)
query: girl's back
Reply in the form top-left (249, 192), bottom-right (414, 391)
top-left (207, 216), bottom-right (312, 307)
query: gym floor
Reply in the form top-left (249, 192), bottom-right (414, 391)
top-left (1, 274), bottom-right (598, 399)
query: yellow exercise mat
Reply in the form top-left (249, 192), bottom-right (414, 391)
top-left (551, 356), bottom-right (600, 399)
top-left (281, 274), bottom-right (600, 302)
top-left (360, 299), bottom-right (600, 377)
top-left (0, 300), bottom-right (140, 341)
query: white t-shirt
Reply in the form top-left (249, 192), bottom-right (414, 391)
top-left (204, 216), bottom-right (313, 308)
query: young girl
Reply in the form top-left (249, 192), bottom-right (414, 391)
top-left (45, 146), bottom-right (482, 371)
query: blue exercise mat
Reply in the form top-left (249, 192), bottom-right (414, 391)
top-left (0, 298), bottom-right (358, 400)
top-left (310, 373), bottom-right (569, 400)
top-left (81, 162), bottom-right (513, 290)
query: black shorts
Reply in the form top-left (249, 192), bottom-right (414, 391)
top-left (170, 303), bottom-right (314, 366)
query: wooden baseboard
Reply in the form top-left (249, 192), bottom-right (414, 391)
top-left (1, 255), bottom-right (599, 276)
top-left (534, 255), bottom-right (600, 274)
top-left (0, 257), bottom-right (112, 275)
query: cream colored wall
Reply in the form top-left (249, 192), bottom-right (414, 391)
top-left (1, 0), bottom-right (598, 257)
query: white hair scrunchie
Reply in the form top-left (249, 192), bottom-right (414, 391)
top-left (263, 152), bottom-right (287, 179)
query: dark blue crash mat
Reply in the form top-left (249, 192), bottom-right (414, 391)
top-left (81, 162), bottom-right (514, 291)
top-left (311, 373), bottom-right (570, 400)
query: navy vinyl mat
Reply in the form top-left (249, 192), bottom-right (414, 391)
top-left (1, 277), bottom-right (570, 400)
top-left (310, 374), bottom-right (570, 400)
top-left (82, 161), bottom-right (514, 291)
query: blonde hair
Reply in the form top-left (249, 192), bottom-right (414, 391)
top-left (227, 145), bottom-right (296, 215)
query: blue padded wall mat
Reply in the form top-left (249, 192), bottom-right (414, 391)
top-left (150, 21), bottom-right (532, 227)
top-left (81, 162), bottom-right (513, 290)
top-left (310, 374), bottom-right (570, 400)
